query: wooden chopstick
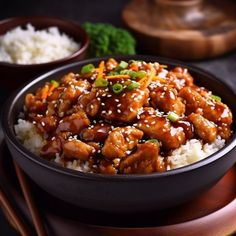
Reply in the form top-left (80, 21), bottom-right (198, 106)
top-left (14, 162), bottom-right (47, 236)
top-left (0, 189), bottom-right (31, 236)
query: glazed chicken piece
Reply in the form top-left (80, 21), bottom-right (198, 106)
top-left (188, 113), bottom-right (217, 143)
top-left (173, 119), bottom-right (194, 140)
top-left (80, 124), bottom-right (111, 142)
top-left (102, 127), bottom-right (143, 159)
top-left (77, 89), bottom-right (101, 117)
top-left (41, 132), bottom-right (70, 158)
top-left (56, 110), bottom-right (90, 134)
top-left (179, 86), bottom-right (206, 114)
top-left (150, 85), bottom-right (185, 115)
top-left (179, 86), bottom-right (233, 128)
top-left (137, 108), bottom-right (186, 150)
top-left (63, 139), bottom-right (95, 161)
top-left (101, 88), bottom-right (149, 123)
top-left (166, 67), bottom-right (194, 90)
top-left (105, 58), bottom-right (118, 71)
top-left (41, 137), bottom-right (62, 159)
top-left (120, 142), bottom-right (165, 174)
top-left (47, 74), bottom-right (91, 116)
top-left (203, 101), bottom-right (233, 126)
top-left (217, 124), bottom-right (232, 140)
top-left (25, 93), bottom-right (47, 114)
top-left (29, 114), bottom-right (58, 138)
top-left (98, 159), bottom-right (118, 175)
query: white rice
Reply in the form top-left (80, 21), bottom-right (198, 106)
top-left (0, 24), bottom-right (80, 64)
top-left (14, 119), bottom-right (45, 155)
top-left (14, 119), bottom-right (226, 173)
top-left (167, 137), bottom-right (225, 169)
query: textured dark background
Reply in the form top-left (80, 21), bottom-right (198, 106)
top-left (0, 0), bottom-right (236, 235)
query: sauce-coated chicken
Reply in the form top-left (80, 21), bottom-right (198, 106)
top-left (21, 59), bottom-right (233, 174)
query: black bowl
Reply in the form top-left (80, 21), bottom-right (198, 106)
top-left (2, 56), bottom-right (236, 213)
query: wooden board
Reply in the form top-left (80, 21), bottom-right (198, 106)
top-left (0, 141), bottom-right (235, 236)
top-left (122, 0), bottom-right (236, 60)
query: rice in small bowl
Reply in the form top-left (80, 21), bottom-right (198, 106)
top-left (0, 16), bottom-right (89, 92)
top-left (2, 55), bottom-right (236, 213)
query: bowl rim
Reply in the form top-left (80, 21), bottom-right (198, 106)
top-left (2, 55), bottom-right (236, 181)
top-left (0, 16), bottom-right (89, 67)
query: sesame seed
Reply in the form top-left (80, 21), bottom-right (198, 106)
top-left (108, 110), bottom-right (112, 115)
top-left (41, 122), bottom-right (45, 127)
top-left (115, 99), bottom-right (119, 102)
top-left (117, 109), bottom-right (121, 113)
top-left (117, 104), bottom-right (121, 107)
top-left (107, 94), bottom-right (112, 97)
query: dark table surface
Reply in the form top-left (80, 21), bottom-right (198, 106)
top-left (0, 0), bottom-right (236, 235)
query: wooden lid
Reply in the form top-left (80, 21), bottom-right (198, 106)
top-left (123, 0), bottom-right (236, 60)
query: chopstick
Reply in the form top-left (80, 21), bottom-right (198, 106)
top-left (14, 162), bottom-right (47, 236)
top-left (0, 189), bottom-right (31, 236)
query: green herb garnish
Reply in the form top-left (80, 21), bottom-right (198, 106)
top-left (211, 94), bottom-right (221, 102)
top-left (167, 112), bottom-right (179, 122)
top-left (146, 139), bottom-right (159, 145)
top-left (112, 83), bottom-right (124, 94)
top-left (118, 61), bottom-right (128, 69)
top-left (50, 80), bottom-right (60, 88)
top-left (127, 81), bottom-right (140, 90)
top-left (95, 78), bottom-right (108, 87)
top-left (81, 64), bottom-right (95, 75)
top-left (135, 70), bottom-right (146, 79)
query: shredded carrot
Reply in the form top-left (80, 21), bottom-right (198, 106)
top-left (129, 63), bottom-right (139, 71)
top-left (152, 76), bottom-right (166, 83)
top-left (105, 74), bottom-right (130, 80)
top-left (40, 85), bottom-right (49, 100)
top-left (48, 83), bottom-right (56, 95)
top-left (97, 60), bottom-right (105, 79)
top-left (138, 67), bottom-right (155, 88)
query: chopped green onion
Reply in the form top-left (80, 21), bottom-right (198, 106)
top-left (135, 70), bottom-right (146, 79)
top-left (108, 71), bottom-right (119, 76)
top-left (127, 81), bottom-right (140, 90)
top-left (118, 61), bottom-right (128, 69)
top-left (146, 139), bottom-right (159, 145)
top-left (211, 94), bottom-right (221, 102)
top-left (120, 70), bottom-right (139, 79)
top-left (112, 83), bottom-right (124, 94)
top-left (50, 80), bottom-right (60, 88)
top-left (81, 64), bottom-right (95, 75)
top-left (120, 69), bottom-right (129, 75)
top-left (167, 112), bottom-right (179, 122)
top-left (95, 78), bottom-right (108, 87)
